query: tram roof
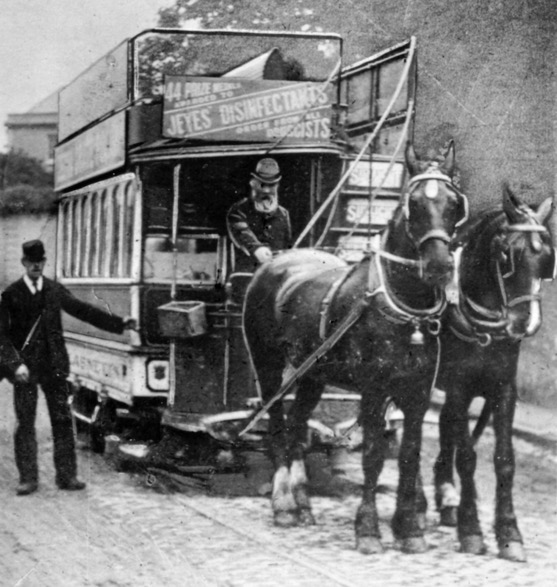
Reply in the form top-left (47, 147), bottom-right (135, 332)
top-left (57, 28), bottom-right (343, 144)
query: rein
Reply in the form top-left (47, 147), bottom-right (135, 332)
top-left (240, 226), bottom-right (449, 438)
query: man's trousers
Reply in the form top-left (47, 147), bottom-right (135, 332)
top-left (13, 370), bottom-right (76, 485)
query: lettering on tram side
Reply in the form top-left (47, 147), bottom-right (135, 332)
top-left (163, 76), bottom-right (332, 143)
top-left (345, 198), bottom-right (399, 226)
top-left (69, 346), bottom-right (129, 390)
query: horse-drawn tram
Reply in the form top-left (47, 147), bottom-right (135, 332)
top-left (54, 28), bottom-right (417, 457)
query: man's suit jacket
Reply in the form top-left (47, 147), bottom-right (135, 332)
top-left (226, 198), bottom-right (292, 272)
top-left (0, 277), bottom-right (125, 378)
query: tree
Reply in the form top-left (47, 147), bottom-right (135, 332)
top-left (0, 150), bottom-right (56, 216)
top-left (156, 0), bottom-right (319, 33)
top-left (153, 1), bottom-right (389, 64)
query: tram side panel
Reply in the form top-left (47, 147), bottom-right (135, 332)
top-left (166, 310), bottom-right (256, 430)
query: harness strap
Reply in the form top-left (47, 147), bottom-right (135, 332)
top-left (319, 272), bottom-right (350, 339)
top-left (238, 295), bottom-right (371, 437)
top-left (371, 247), bottom-right (446, 323)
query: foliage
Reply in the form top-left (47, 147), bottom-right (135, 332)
top-left (154, 0), bottom-right (396, 64)
top-left (0, 185), bottom-right (57, 216)
top-left (157, 0), bottom-right (319, 31)
top-left (0, 149), bottom-right (53, 189)
top-left (0, 150), bottom-right (56, 216)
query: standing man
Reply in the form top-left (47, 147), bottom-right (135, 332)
top-left (227, 158), bottom-right (292, 273)
top-left (0, 240), bottom-right (136, 495)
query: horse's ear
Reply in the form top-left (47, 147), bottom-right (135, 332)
top-left (439, 140), bottom-right (455, 177)
top-left (534, 197), bottom-right (554, 225)
top-left (503, 182), bottom-right (525, 224)
top-left (542, 196), bottom-right (557, 251)
top-left (405, 142), bottom-right (419, 176)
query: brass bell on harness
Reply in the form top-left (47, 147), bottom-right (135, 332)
top-left (410, 323), bottom-right (424, 345)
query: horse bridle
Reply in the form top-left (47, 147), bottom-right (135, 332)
top-left (403, 168), bottom-right (469, 249)
top-left (451, 220), bottom-right (551, 346)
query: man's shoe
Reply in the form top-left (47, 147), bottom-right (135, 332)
top-left (16, 481), bottom-right (38, 496)
top-left (57, 478), bottom-right (86, 491)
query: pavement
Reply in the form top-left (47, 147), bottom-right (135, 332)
top-left (325, 384), bottom-right (557, 449)
top-left (430, 388), bottom-right (557, 448)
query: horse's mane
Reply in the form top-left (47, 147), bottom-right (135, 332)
top-left (454, 208), bottom-right (505, 255)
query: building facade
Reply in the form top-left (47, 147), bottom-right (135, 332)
top-left (4, 90), bottom-right (59, 172)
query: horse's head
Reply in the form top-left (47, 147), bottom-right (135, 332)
top-left (402, 140), bottom-right (468, 286)
top-left (489, 184), bottom-right (555, 339)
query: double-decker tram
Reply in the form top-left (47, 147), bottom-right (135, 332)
top-left (54, 28), bottom-right (415, 455)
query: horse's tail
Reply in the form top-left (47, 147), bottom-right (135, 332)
top-left (471, 398), bottom-right (491, 446)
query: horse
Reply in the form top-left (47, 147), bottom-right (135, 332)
top-left (432, 184), bottom-right (555, 562)
top-left (242, 141), bottom-right (468, 554)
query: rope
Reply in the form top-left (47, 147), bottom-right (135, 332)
top-left (329, 96), bottom-right (415, 253)
top-left (293, 35), bottom-right (417, 249)
top-left (238, 295), bottom-right (371, 437)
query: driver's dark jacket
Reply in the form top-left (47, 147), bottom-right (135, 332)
top-left (227, 197), bottom-right (292, 272)
top-left (0, 277), bottom-right (125, 379)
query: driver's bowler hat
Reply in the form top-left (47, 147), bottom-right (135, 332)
top-left (22, 240), bottom-right (46, 263)
top-left (251, 158), bottom-right (281, 184)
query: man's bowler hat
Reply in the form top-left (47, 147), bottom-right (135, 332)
top-left (22, 240), bottom-right (46, 262)
top-left (251, 158), bottom-right (281, 184)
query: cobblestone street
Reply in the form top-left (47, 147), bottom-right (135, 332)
top-left (0, 381), bottom-right (555, 586)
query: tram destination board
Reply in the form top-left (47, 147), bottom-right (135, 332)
top-left (163, 76), bottom-right (333, 143)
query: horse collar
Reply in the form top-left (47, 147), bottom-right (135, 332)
top-left (368, 249), bottom-right (446, 343)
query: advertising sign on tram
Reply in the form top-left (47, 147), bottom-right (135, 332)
top-left (54, 111), bottom-right (126, 190)
top-left (162, 76), bottom-right (333, 143)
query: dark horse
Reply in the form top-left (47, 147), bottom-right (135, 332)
top-left (242, 142), bottom-right (468, 554)
top-left (433, 184), bottom-right (555, 562)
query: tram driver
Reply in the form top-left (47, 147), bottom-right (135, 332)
top-left (226, 158), bottom-right (292, 274)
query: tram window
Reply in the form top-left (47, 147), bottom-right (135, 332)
top-left (143, 234), bottom-right (220, 283)
top-left (145, 186), bottom-right (172, 234)
top-left (143, 164), bottom-right (173, 235)
top-left (111, 186), bottom-right (124, 277)
top-left (377, 59), bottom-right (408, 116)
top-left (89, 192), bottom-right (100, 277)
top-left (122, 181), bottom-right (135, 276)
top-left (100, 189), bottom-right (113, 277)
top-left (59, 177), bottom-right (137, 280)
top-left (376, 124), bottom-right (405, 156)
top-left (60, 201), bottom-right (71, 277)
top-left (346, 71), bottom-right (374, 126)
top-left (71, 198), bottom-right (82, 277)
top-left (81, 195), bottom-right (91, 277)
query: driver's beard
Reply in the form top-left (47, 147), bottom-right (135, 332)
top-left (253, 195), bottom-right (278, 213)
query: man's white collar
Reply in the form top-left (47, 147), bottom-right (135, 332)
top-left (23, 275), bottom-right (43, 294)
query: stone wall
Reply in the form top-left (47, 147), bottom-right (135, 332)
top-left (338, 0), bottom-right (557, 212)
top-left (350, 0), bottom-right (557, 408)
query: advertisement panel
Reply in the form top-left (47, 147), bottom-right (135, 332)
top-left (162, 76), bottom-right (332, 143)
top-left (58, 41), bottom-right (129, 141)
top-left (54, 111), bottom-right (126, 190)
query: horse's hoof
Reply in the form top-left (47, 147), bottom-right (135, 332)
top-left (416, 513), bottom-right (427, 531)
top-left (273, 511), bottom-right (299, 528)
top-left (498, 541), bottom-right (527, 563)
top-left (439, 506), bottom-right (458, 527)
top-left (298, 508), bottom-right (316, 526)
top-left (356, 536), bottom-right (384, 555)
top-left (460, 535), bottom-right (487, 555)
top-left (401, 537), bottom-right (428, 554)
